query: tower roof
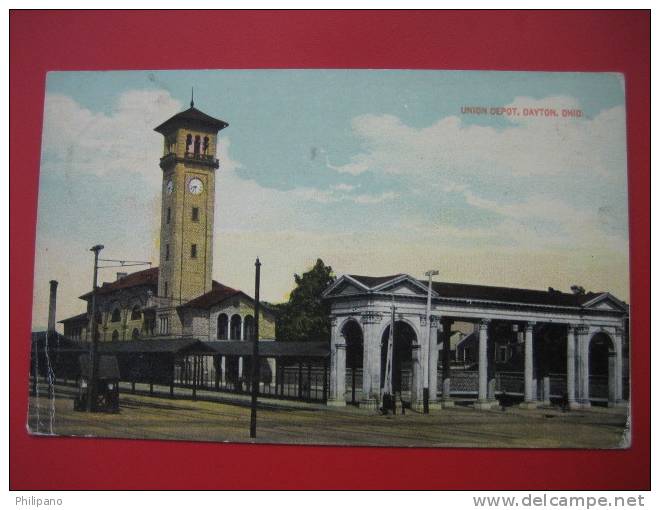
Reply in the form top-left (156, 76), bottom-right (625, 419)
top-left (154, 106), bottom-right (229, 135)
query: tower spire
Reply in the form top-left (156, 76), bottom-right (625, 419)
top-left (190, 87), bottom-right (194, 108)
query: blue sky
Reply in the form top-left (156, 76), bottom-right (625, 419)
top-left (33, 70), bottom-right (629, 329)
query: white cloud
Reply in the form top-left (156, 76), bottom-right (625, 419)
top-left (41, 90), bottom-right (183, 185)
top-left (329, 100), bottom-right (627, 183)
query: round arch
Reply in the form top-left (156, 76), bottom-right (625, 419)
top-left (217, 313), bottom-right (229, 340)
top-left (230, 314), bottom-right (242, 340)
top-left (110, 308), bottom-right (121, 323)
top-left (243, 315), bottom-right (255, 340)
top-left (380, 320), bottom-right (418, 398)
top-left (341, 319), bottom-right (364, 369)
top-left (589, 331), bottom-right (616, 404)
top-left (341, 319), bottom-right (364, 405)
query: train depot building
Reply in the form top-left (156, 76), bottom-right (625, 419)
top-left (33, 102), bottom-right (630, 412)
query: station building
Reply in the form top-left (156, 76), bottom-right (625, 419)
top-left (50, 100), bottom-right (630, 411)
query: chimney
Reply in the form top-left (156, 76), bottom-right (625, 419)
top-left (47, 280), bottom-right (58, 335)
top-left (116, 272), bottom-right (128, 281)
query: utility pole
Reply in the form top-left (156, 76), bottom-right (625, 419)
top-left (83, 248), bottom-right (150, 412)
top-left (423, 269), bottom-right (439, 414)
top-left (249, 258), bottom-right (261, 438)
top-left (87, 244), bottom-right (104, 412)
top-left (381, 294), bottom-right (395, 413)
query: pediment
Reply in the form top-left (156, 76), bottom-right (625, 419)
top-left (581, 293), bottom-right (628, 312)
top-left (323, 274), bottom-right (437, 299)
top-left (336, 282), bottom-right (363, 296)
top-left (322, 277), bottom-right (369, 298)
top-left (372, 274), bottom-right (435, 297)
top-left (379, 280), bottom-right (428, 296)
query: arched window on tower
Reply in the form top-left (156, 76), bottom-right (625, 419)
top-left (194, 135), bottom-right (201, 155)
top-left (217, 314), bottom-right (228, 340)
top-left (202, 136), bottom-right (209, 155)
top-left (185, 133), bottom-right (193, 154)
top-left (111, 308), bottom-right (121, 323)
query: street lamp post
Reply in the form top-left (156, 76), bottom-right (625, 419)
top-left (249, 258), bottom-right (261, 438)
top-left (86, 244), bottom-right (104, 412)
top-left (423, 269), bottom-right (439, 414)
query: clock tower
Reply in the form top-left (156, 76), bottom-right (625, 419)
top-left (154, 99), bottom-right (228, 333)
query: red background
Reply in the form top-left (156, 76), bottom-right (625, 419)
top-left (10, 10), bottom-right (650, 490)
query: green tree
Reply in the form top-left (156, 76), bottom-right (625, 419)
top-left (276, 259), bottom-right (335, 343)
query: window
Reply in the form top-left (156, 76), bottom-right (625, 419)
top-left (202, 136), bottom-right (209, 155)
top-left (132, 328), bottom-right (140, 339)
top-left (497, 345), bottom-right (508, 363)
top-left (191, 244), bottom-right (197, 258)
top-left (166, 207), bottom-right (171, 224)
top-left (194, 135), bottom-right (201, 155)
top-left (186, 133), bottom-right (193, 153)
top-left (164, 281), bottom-right (168, 297)
top-left (112, 330), bottom-right (119, 341)
top-left (230, 314), bottom-right (242, 340)
top-left (111, 308), bottom-right (121, 323)
top-left (165, 243), bottom-right (169, 261)
top-left (130, 305), bottom-right (141, 321)
top-left (191, 207), bottom-right (199, 222)
top-left (217, 314), bottom-right (228, 340)
top-left (159, 316), bottom-right (170, 335)
top-left (243, 315), bottom-right (255, 341)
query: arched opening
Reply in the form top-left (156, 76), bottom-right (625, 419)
top-left (202, 136), bottom-right (209, 155)
top-left (185, 133), bottom-right (193, 153)
top-left (194, 135), bottom-right (201, 155)
top-left (130, 305), bottom-right (141, 321)
top-left (111, 308), bottom-right (121, 323)
top-left (380, 321), bottom-right (417, 405)
top-left (132, 328), bottom-right (140, 339)
top-left (230, 314), bottom-right (242, 340)
top-left (243, 315), bottom-right (255, 341)
top-left (589, 332), bottom-right (616, 405)
top-left (342, 319), bottom-right (363, 405)
top-left (112, 330), bottom-right (119, 342)
top-left (217, 313), bottom-right (228, 340)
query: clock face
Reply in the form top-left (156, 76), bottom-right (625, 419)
top-left (188, 178), bottom-right (203, 195)
top-left (166, 180), bottom-right (174, 194)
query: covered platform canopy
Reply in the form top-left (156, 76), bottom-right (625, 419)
top-left (97, 337), bottom-right (217, 355)
top-left (205, 340), bottom-right (329, 358)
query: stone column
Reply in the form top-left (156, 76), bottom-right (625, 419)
top-left (411, 343), bottom-right (423, 411)
top-left (576, 326), bottom-right (591, 408)
top-left (521, 322), bottom-right (537, 409)
top-left (542, 376), bottom-right (551, 406)
top-left (614, 326), bottom-right (624, 405)
top-left (328, 317), bottom-right (347, 406)
top-left (566, 325), bottom-right (578, 409)
top-left (487, 322), bottom-right (496, 402)
top-left (360, 312), bottom-right (382, 410)
top-left (428, 318), bottom-right (441, 408)
top-left (441, 317), bottom-right (454, 408)
top-left (475, 319), bottom-right (492, 410)
top-left (334, 341), bottom-right (347, 406)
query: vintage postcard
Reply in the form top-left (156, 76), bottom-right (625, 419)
top-left (29, 70), bottom-right (630, 448)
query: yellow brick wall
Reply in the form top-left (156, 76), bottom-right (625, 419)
top-left (158, 125), bottom-right (217, 305)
